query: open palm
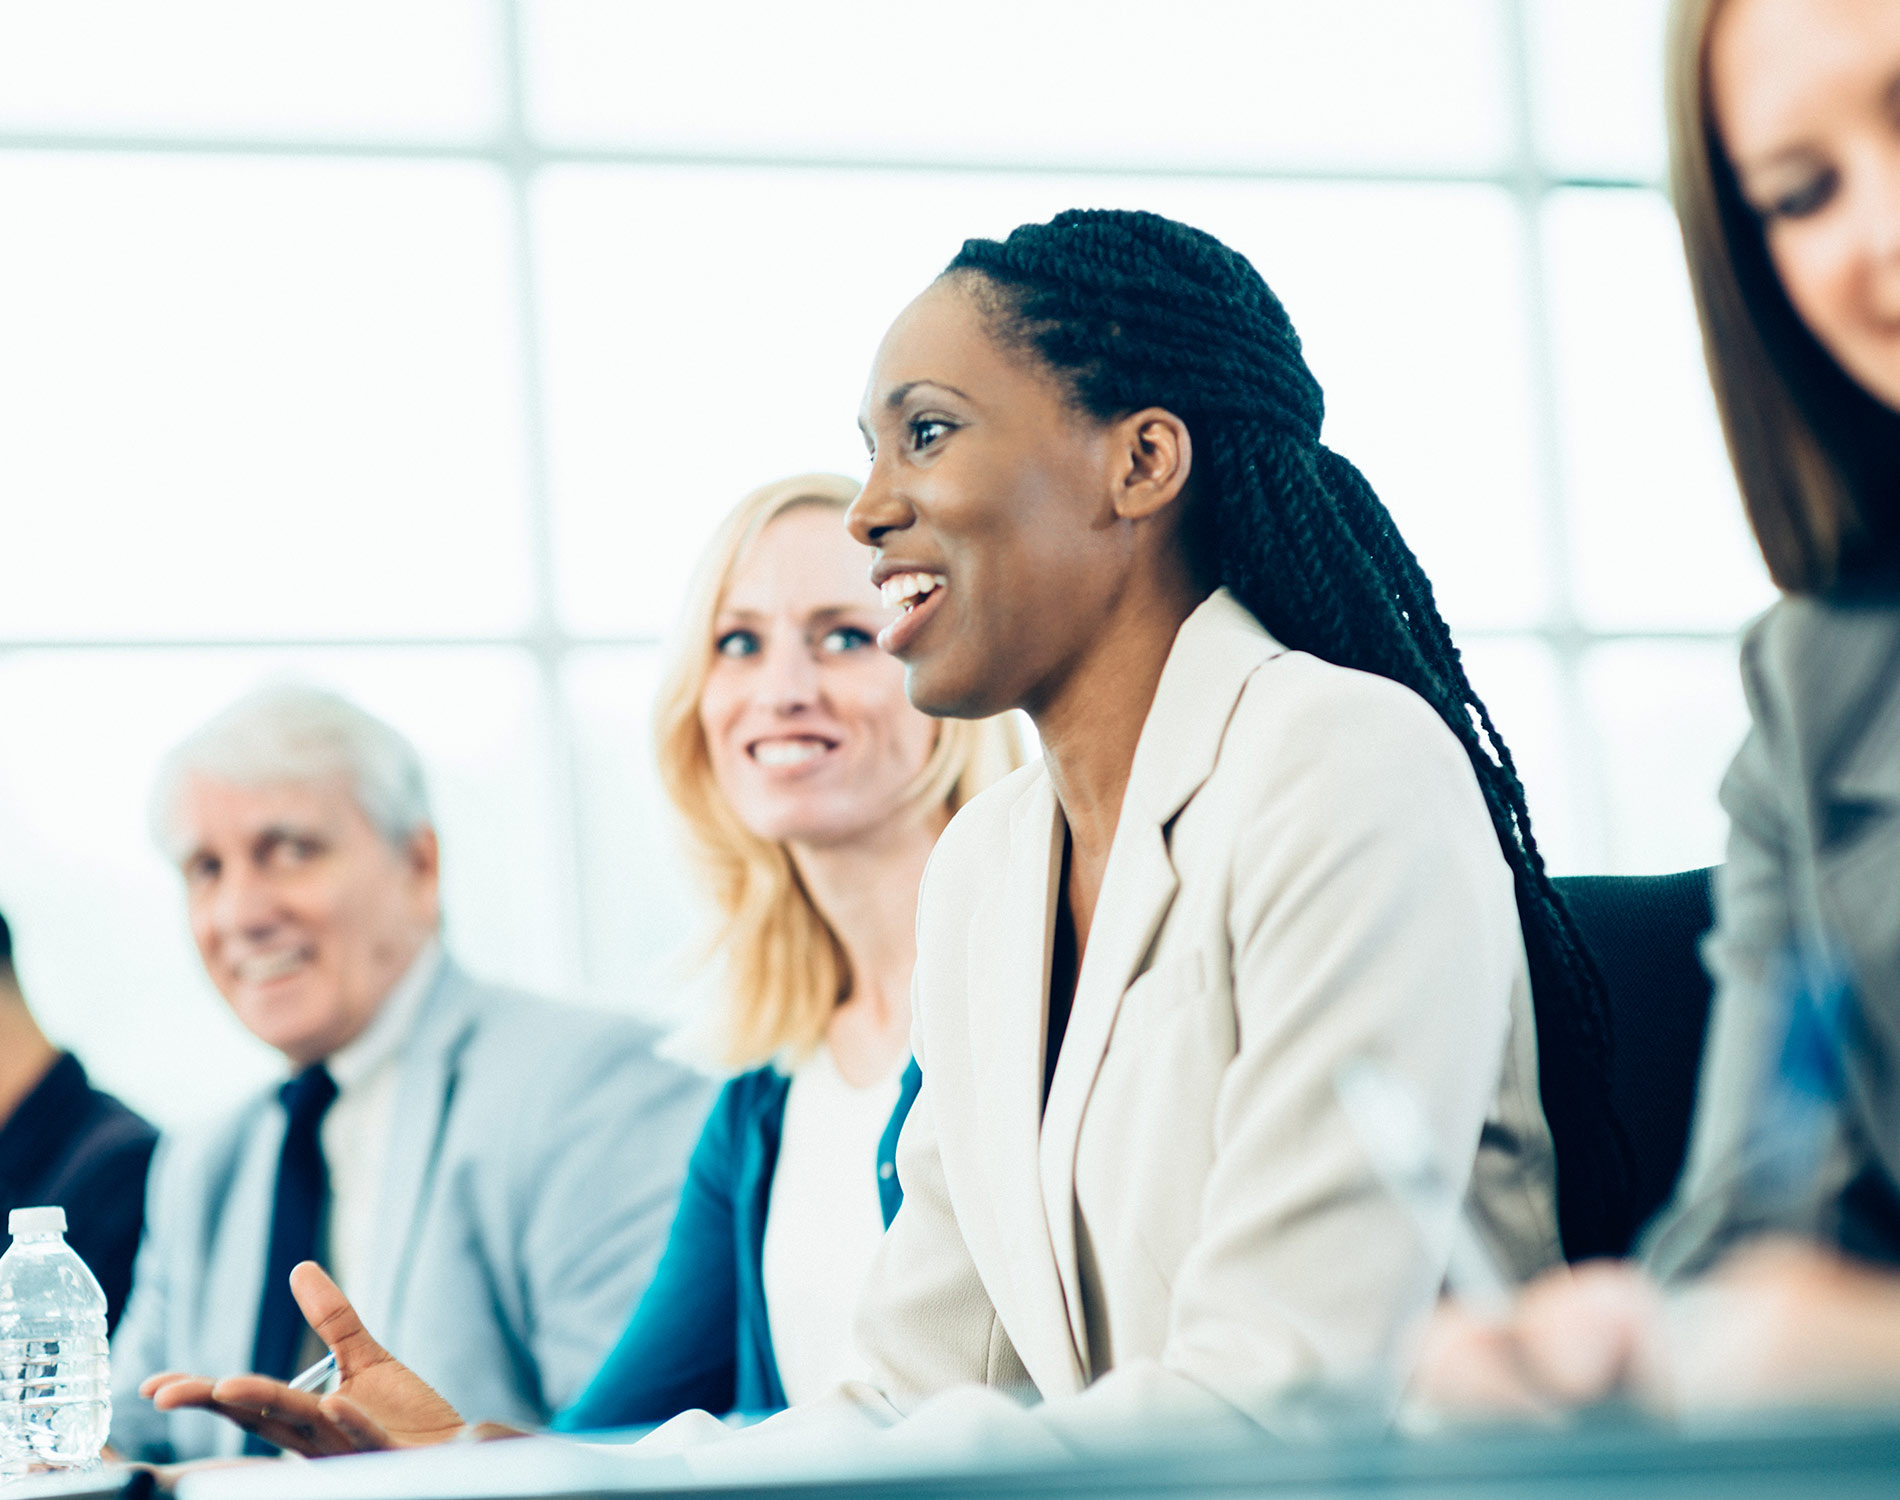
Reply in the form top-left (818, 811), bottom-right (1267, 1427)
top-left (143, 1261), bottom-right (471, 1457)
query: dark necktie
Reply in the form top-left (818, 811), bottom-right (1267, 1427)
top-left (245, 1063), bottom-right (337, 1454)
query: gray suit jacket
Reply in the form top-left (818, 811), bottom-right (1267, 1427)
top-left (109, 959), bottom-right (714, 1460)
top-left (1650, 593), bottom-right (1900, 1276)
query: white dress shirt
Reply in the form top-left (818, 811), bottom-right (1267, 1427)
top-left (319, 939), bottom-right (442, 1300)
top-left (760, 1043), bottom-right (904, 1405)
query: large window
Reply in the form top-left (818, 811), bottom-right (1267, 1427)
top-left (0, 0), bottom-right (1769, 1127)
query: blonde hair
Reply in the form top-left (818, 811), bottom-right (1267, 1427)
top-left (654, 472), bottom-right (1024, 1068)
top-left (1666, 0), bottom-right (1900, 593)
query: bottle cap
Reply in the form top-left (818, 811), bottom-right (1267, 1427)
top-left (8, 1206), bottom-right (66, 1237)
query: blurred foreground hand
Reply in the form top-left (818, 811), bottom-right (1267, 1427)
top-left (1411, 1237), bottom-right (1900, 1421)
top-left (138, 1261), bottom-right (501, 1457)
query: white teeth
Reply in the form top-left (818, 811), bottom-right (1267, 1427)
top-left (879, 572), bottom-right (947, 610)
top-left (753, 739), bottom-right (829, 768)
top-left (236, 949), bottom-right (310, 983)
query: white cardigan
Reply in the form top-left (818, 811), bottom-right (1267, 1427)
top-left (854, 588), bottom-right (1559, 1438)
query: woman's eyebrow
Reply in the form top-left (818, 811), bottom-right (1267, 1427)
top-left (860, 380), bottom-right (974, 446)
top-left (884, 379), bottom-right (973, 408)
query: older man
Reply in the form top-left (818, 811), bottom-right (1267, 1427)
top-left (110, 686), bottom-right (712, 1463)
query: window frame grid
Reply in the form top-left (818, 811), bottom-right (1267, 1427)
top-left (0, 0), bottom-right (1738, 985)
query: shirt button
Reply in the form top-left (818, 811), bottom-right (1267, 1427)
top-left (879, 1162), bottom-right (895, 1180)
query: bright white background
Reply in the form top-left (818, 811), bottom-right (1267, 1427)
top-left (0, 0), bottom-right (1772, 1129)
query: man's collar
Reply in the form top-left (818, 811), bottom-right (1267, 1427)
top-left (324, 938), bottom-right (444, 1093)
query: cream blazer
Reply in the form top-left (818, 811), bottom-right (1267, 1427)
top-left (855, 589), bottom-right (1559, 1436)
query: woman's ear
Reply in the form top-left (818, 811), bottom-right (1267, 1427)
top-left (1111, 407), bottom-right (1194, 522)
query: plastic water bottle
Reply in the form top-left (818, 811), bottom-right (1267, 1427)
top-left (0, 1207), bottom-right (111, 1475)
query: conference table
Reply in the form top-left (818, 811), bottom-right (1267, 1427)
top-left (11, 1408), bottom-right (1897, 1500)
top-left (579, 1415), bottom-right (1899, 1500)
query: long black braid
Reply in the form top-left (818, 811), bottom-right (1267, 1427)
top-left (950, 208), bottom-right (1632, 1258)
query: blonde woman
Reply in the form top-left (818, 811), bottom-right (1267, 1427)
top-left (556, 473), bottom-right (1020, 1425)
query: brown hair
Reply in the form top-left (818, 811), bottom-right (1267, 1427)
top-left (653, 473), bottom-right (1025, 1069)
top-left (1666, 0), bottom-right (1900, 592)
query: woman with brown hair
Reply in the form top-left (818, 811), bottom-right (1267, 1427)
top-left (1415, 0), bottom-right (1900, 1417)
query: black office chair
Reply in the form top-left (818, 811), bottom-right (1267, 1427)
top-left (1553, 868), bottom-right (1718, 1257)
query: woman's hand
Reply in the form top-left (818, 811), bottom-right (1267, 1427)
top-left (1660, 1237), bottom-right (1900, 1410)
top-left (140, 1261), bottom-right (471, 1456)
top-left (1410, 1237), bottom-right (1900, 1421)
top-left (1409, 1259), bottom-right (1664, 1421)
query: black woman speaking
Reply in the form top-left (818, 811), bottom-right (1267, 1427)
top-left (144, 210), bottom-right (1626, 1458)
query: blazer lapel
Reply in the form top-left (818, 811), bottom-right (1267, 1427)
top-left (1037, 815), bottom-right (1178, 1373)
top-left (1763, 600), bottom-right (1900, 819)
top-left (202, 1098), bottom-right (288, 1383)
top-left (357, 962), bottom-right (478, 1338)
top-left (967, 771), bottom-right (1086, 1396)
top-left (1036, 589), bottom-right (1283, 1374)
top-left (1823, 655), bottom-right (1900, 811)
top-left (1796, 613), bottom-right (1900, 1182)
top-left (737, 1076), bottom-right (790, 1411)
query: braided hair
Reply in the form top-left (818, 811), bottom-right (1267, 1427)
top-left (948, 209), bottom-right (1631, 1257)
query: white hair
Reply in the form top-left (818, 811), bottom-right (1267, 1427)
top-left (151, 683), bottom-right (433, 861)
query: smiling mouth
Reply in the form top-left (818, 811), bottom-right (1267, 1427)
top-left (749, 736), bottom-right (839, 768)
top-left (880, 572), bottom-right (947, 612)
top-left (233, 947), bottom-right (314, 985)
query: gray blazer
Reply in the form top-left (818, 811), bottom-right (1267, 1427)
top-left (1651, 593), bottom-right (1900, 1276)
top-left (109, 959), bottom-right (714, 1461)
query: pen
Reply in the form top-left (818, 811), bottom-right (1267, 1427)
top-left (287, 1351), bottom-right (337, 1394)
top-left (1334, 1060), bottom-right (1513, 1319)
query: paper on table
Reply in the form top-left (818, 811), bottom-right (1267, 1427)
top-left (173, 1438), bottom-right (693, 1500)
top-left (171, 1397), bottom-right (901, 1500)
top-left (171, 1385), bottom-right (1074, 1500)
